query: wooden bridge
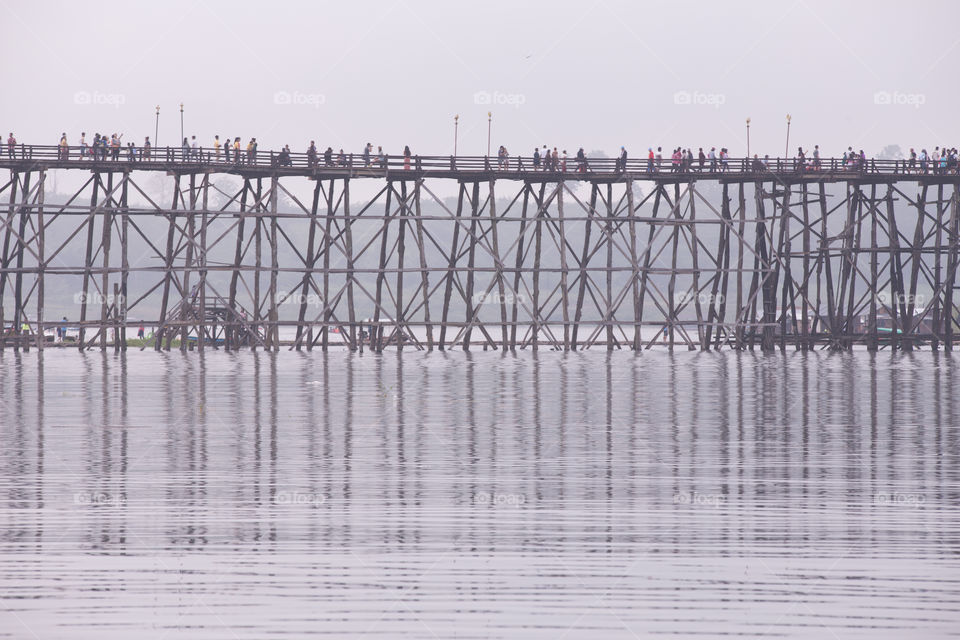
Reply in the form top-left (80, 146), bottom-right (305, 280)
top-left (1, 144), bottom-right (958, 352)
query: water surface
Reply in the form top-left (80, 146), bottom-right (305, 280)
top-left (1, 350), bottom-right (958, 638)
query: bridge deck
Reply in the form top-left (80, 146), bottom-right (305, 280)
top-left (2, 144), bottom-right (957, 184)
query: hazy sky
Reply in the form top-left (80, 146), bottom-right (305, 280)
top-left (1, 0), bottom-right (957, 159)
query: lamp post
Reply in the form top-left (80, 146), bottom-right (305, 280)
top-left (785, 114), bottom-right (791, 159)
top-left (155, 105), bottom-right (160, 147)
top-left (180, 102), bottom-right (184, 143)
top-left (454, 114), bottom-right (459, 157)
top-left (487, 111), bottom-right (492, 157)
top-left (746, 117), bottom-right (751, 158)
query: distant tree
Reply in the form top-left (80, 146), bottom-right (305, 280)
top-left (587, 150), bottom-right (609, 159)
top-left (877, 144), bottom-right (904, 160)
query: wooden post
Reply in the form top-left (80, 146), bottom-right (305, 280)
top-left (486, 178), bottom-right (509, 349)
top-left (510, 185), bottom-right (530, 351)
top-left (372, 181), bottom-right (393, 352)
top-left (624, 179), bottom-right (636, 353)
top-left (868, 184), bottom-right (879, 352)
top-left (439, 183), bottom-right (465, 350)
top-left (413, 180), bottom-right (434, 350)
top-left (156, 173), bottom-right (179, 351)
top-left (557, 180), bottom-right (571, 351)
top-left (227, 180), bottom-right (249, 351)
top-left (395, 181), bottom-right (408, 350)
top-left (945, 183), bottom-right (960, 350)
top-left (463, 181), bottom-right (480, 351)
top-left (36, 170), bottom-right (45, 350)
top-left (572, 183), bottom-right (596, 351)
top-left (531, 183), bottom-right (545, 351)
top-left (120, 172), bottom-right (129, 351)
top-left (12, 172), bottom-right (31, 351)
top-left (179, 173), bottom-right (196, 352)
top-left (269, 176), bottom-right (279, 350)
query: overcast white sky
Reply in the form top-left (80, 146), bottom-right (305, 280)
top-left (1, 0), bottom-right (957, 159)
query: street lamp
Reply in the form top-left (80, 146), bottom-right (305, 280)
top-left (487, 111), bottom-right (492, 157)
top-left (785, 114), bottom-right (792, 159)
top-left (155, 105), bottom-right (160, 147)
top-left (746, 117), bottom-right (751, 158)
top-left (454, 114), bottom-right (459, 157)
top-left (180, 102), bottom-right (184, 143)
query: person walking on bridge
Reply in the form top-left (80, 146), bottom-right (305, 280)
top-left (214, 135), bottom-right (221, 161)
top-left (181, 137), bottom-right (190, 162)
top-left (79, 132), bottom-right (87, 160)
top-left (7, 133), bottom-right (16, 159)
top-left (698, 147), bottom-right (706, 172)
top-left (617, 146), bottom-right (627, 173)
top-left (142, 136), bottom-right (151, 160)
top-left (59, 132), bottom-right (69, 161)
top-left (533, 147), bottom-right (541, 170)
top-left (111, 133), bottom-right (122, 160)
top-left (708, 147), bottom-right (717, 173)
top-left (308, 141), bottom-right (317, 167)
top-left (404, 145), bottom-right (412, 170)
top-left (324, 146), bottom-right (333, 166)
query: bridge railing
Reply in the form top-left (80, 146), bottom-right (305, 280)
top-left (2, 143), bottom-right (957, 176)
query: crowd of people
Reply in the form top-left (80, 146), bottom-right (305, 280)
top-left (3, 132), bottom-right (959, 176)
top-left (905, 146), bottom-right (959, 174)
